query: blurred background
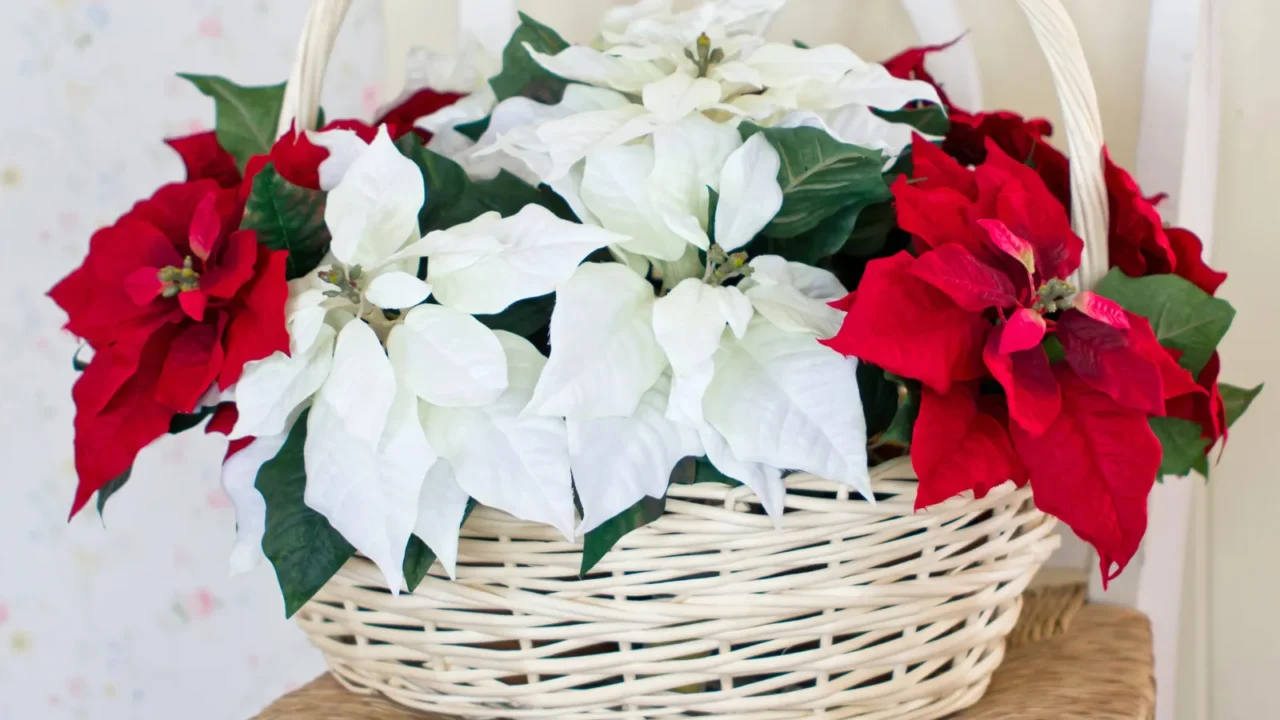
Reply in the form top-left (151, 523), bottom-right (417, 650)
top-left (0, 1), bottom-right (1274, 718)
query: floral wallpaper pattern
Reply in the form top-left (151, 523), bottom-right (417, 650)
top-left (0, 1), bottom-right (385, 718)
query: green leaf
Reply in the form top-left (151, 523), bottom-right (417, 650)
top-left (877, 381), bottom-right (920, 447)
top-left (168, 406), bottom-right (214, 435)
top-left (402, 500), bottom-right (478, 592)
top-left (256, 410), bottom-right (356, 618)
top-left (475, 293), bottom-right (555, 337)
top-left (1094, 269), bottom-right (1235, 375)
top-left (72, 346), bottom-right (90, 372)
top-left (455, 116), bottom-right (491, 142)
top-left (1192, 455), bottom-right (1210, 480)
top-left (739, 123), bottom-right (891, 241)
top-left (396, 134), bottom-right (565, 233)
top-left (401, 537), bottom-right (437, 592)
top-left (96, 468), bottom-right (131, 520)
top-left (873, 105), bottom-right (951, 136)
top-left (779, 201), bottom-right (864, 263)
top-left (858, 363), bottom-right (900, 439)
top-left (178, 74), bottom-right (285, 171)
top-left (489, 12), bottom-right (571, 104)
top-left (692, 458), bottom-right (742, 487)
top-left (840, 202), bottom-right (897, 259)
top-left (1220, 382), bottom-right (1263, 428)
top-left (793, 39), bottom-right (811, 49)
top-left (1150, 416), bottom-right (1211, 478)
top-left (240, 162), bottom-right (332, 280)
top-left (581, 496), bottom-right (666, 575)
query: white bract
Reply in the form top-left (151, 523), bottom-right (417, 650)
top-left (490, 0), bottom-right (937, 215)
top-left (423, 333), bottom-right (576, 540)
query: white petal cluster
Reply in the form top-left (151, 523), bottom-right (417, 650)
top-left (220, 0), bottom-right (880, 585)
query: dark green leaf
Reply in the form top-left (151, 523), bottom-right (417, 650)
top-left (877, 381), bottom-right (920, 447)
top-left (456, 116), bottom-right (491, 142)
top-left (475, 293), bottom-right (555, 337)
top-left (396, 134), bottom-right (562, 232)
top-left (793, 39), bottom-right (811, 49)
top-left (401, 537), bottom-right (437, 593)
top-left (178, 74), bottom-right (285, 171)
top-left (1150, 416), bottom-right (1211, 478)
top-left (693, 458), bottom-right (741, 487)
top-left (96, 468), bottom-right (131, 520)
top-left (489, 12), bottom-right (571, 104)
top-left (1220, 382), bottom-right (1263, 428)
top-left (581, 496), bottom-right (666, 575)
top-left (777, 201), bottom-right (863, 263)
top-left (873, 105), bottom-right (951, 136)
top-left (840, 202), bottom-right (896, 259)
top-left (858, 363), bottom-right (900, 439)
top-left (72, 346), bottom-right (90, 372)
top-left (168, 406), bottom-right (214, 435)
top-left (403, 500), bottom-right (478, 592)
top-left (257, 410), bottom-right (356, 618)
top-left (1192, 455), bottom-right (1210, 480)
top-left (1095, 269), bottom-right (1235, 375)
top-left (240, 162), bottom-right (332, 279)
top-left (739, 123), bottom-right (891, 240)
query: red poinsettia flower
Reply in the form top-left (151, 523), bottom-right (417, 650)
top-left (171, 87), bottom-right (465, 194)
top-left (49, 179), bottom-right (288, 517)
top-left (883, 44), bottom-right (1227, 297)
top-left (825, 135), bottom-right (1189, 582)
top-left (165, 132), bottom-right (241, 189)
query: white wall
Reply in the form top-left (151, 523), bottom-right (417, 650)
top-left (0, 2), bottom-right (384, 718)
top-left (1207, 0), bottom-right (1280, 717)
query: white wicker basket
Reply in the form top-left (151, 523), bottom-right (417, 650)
top-left (285, 0), bottom-right (1110, 717)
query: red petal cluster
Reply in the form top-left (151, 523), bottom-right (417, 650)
top-left (53, 89), bottom-right (466, 517)
top-left (50, 181), bottom-right (289, 517)
top-left (883, 44), bottom-right (1227, 297)
top-left (824, 134), bottom-right (1198, 584)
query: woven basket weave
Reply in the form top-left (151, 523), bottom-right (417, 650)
top-left (284, 0), bottom-right (1110, 717)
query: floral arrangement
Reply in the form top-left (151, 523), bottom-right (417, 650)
top-left (52, 0), bottom-right (1260, 616)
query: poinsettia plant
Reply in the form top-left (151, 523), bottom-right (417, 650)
top-left (51, 0), bottom-right (1260, 616)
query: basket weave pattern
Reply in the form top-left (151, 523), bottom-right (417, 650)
top-left (283, 0), bottom-right (1103, 715)
top-left (298, 459), bottom-right (1059, 718)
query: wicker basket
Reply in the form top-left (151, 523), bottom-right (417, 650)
top-left (284, 0), bottom-right (1110, 717)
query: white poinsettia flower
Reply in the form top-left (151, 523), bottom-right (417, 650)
top-left (303, 321), bottom-right (437, 592)
top-left (422, 332), bottom-right (576, 540)
top-left (704, 317), bottom-right (871, 500)
top-left (386, 304), bottom-right (509, 408)
top-left (412, 458), bottom-right (471, 579)
top-left (527, 262), bottom-right (668, 419)
top-left (323, 125), bottom-right (434, 311)
top-left (219, 431), bottom-right (291, 575)
top-left (404, 205), bottom-right (626, 315)
top-left (738, 255), bottom-right (848, 338)
top-left (713, 132), bottom-right (783, 251)
top-left (570, 373), bottom-right (702, 534)
top-left (653, 277), bottom-right (752, 375)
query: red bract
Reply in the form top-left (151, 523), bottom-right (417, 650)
top-left (912, 383), bottom-right (1026, 510)
top-left (825, 130), bottom-right (1198, 586)
top-left (884, 43), bottom-right (1227, 296)
top-left (1011, 366), bottom-right (1161, 583)
top-left (165, 131), bottom-right (241, 189)
top-left (49, 179), bottom-right (289, 518)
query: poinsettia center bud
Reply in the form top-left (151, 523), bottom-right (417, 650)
top-left (702, 243), bottom-right (753, 287)
top-left (685, 33), bottom-right (725, 78)
top-left (157, 256), bottom-right (201, 297)
top-left (320, 264), bottom-right (364, 305)
top-left (1032, 277), bottom-right (1076, 314)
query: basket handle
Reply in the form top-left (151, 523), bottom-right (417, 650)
top-left (276, 0), bottom-right (351, 139)
top-left (1015, 0), bottom-right (1109, 290)
top-left (279, 0), bottom-right (1110, 288)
